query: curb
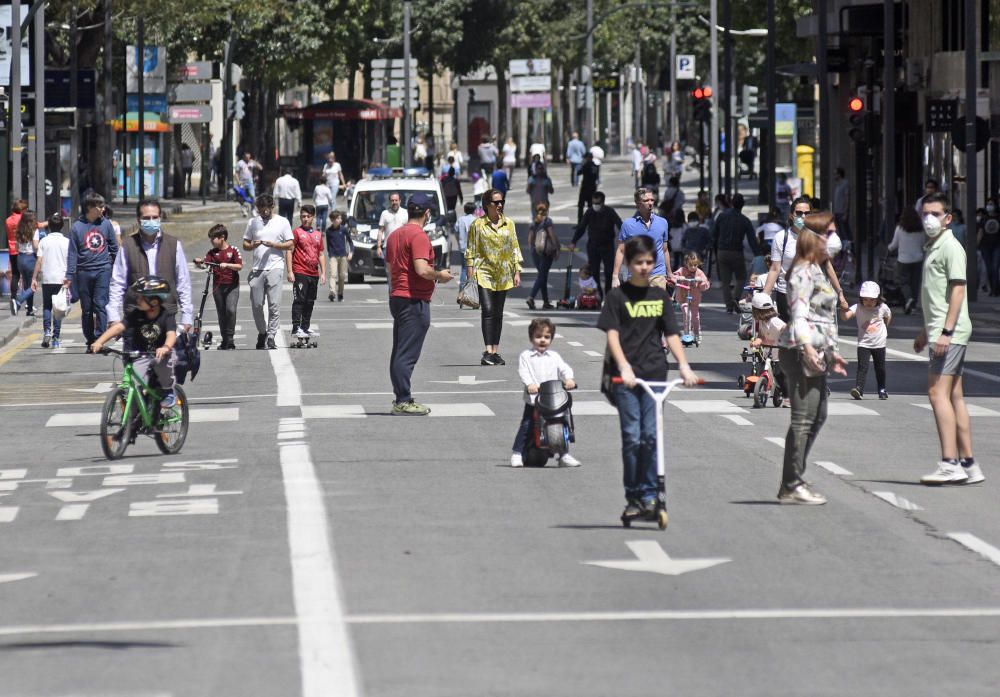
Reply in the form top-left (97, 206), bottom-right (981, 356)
top-left (0, 314), bottom-right (37, 348)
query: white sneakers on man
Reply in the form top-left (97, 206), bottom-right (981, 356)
top-left (921, 460), bottom-right (985, 486)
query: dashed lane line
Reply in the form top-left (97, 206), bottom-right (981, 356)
top-left (722, 414), bottom-right (753, 426)
top-left (912, 403), bottom-right (1000, 417)
top-left (815, 461), bottom-right (854, 476)
top-left (838, 336), bottom-right (1000, 385)
top-left (45, 408), bottom-right (240, 427)
top-left (948, 533), bottom-right (1000, 568)
top-left (872, 491), bottom-right (923, 511)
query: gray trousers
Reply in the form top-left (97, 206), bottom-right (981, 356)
top-left (779, 347), bottom-right (828, 488)
top-left (133, 351), bottom-right (177, 394)
top-left (249, 267), bottom-right (284, 337)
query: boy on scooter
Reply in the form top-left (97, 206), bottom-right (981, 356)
top-left (194, 224), bottom-right (243, 350)
top-left (510, 318), bottom-right (579, 468)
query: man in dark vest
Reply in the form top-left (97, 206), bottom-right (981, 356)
top-left (108, 198), bottom-right (194, 333)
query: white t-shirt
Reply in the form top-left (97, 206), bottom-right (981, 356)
top-left (757, 315), bottom-right (786, 346)
top-left (273, 174), bottom-right (302, 202)
top-left (502, 143), bottom-right (517, 165)
top-left (37, 231), bottom-right (69, 283)
top-left (243, 215), bottom-right (292, 271)
top-left (631, 147), bottom-right (643, 172)
top-left (16, 229), bottom-right (38, 255)
top-left (770, 227), bottom-right (798, 294)
top-left (322, 161), bottom-right (342, 191)
top-left (851, 302), bottom-right (892, 349)
top-left (378, 207), bottom-right (409, 243)
top-left (313, 183), bottom-right (334, 207)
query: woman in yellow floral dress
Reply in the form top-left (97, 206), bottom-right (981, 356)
top-left (465, 188), bottom-right (523, 365)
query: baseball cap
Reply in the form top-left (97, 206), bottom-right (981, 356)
top-left (408, 192), bottom-right (433, 211)
top-left (751, 293), bottom-right (775, 311)
top-left (859, 281), bottom-right (881, 299)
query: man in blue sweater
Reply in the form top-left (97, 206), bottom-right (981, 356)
top-left (63, 193), bottom-right (119, 350)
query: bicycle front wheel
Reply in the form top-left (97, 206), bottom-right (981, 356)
top-left (100, 388), bottom-right (133, 460)
top-left (156, 385), bottom-right (189, 454)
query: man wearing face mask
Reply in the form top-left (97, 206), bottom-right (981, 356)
top-left (763, 197), bottom-right (848, 321)
top-left (570, 191), bottom-right (622, 299)
top-left (108, 199), bottom-right (194, 340)
top-left (914, 193), bottom-right (982, 486)
top-left (64, 193), bottom-right (120, 351)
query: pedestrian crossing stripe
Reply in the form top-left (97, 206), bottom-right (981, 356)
top-left (669, 400), bottom-right (748, 414)
top-left (825, 403), bottom-right (879, 416)
top-left (912, 403), bottom-right (1000, 417)
top-left (45, 408), bottom-right (240, 427)
top-left (301, 403), bottom-right (496, 418)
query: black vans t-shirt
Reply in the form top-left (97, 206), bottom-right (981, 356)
top-left (598, 283), bottom-right (679, 380)
top-left (123, 307), bottom-right (175, 352)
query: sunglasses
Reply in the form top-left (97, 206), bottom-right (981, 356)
top-left (490, 200), bottom-right (505, 206)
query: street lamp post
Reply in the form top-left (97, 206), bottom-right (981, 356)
top-left (585, 0), bottom-right (594, 145)
top-left (709, 0), bottom-right (719, 199)
top-left (11, 0), bottom-right (22, 200)
top-left (402, 0), bottom-right (412, 168)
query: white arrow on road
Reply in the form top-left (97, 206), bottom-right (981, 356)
top-left (429, 375), bottom-right (507, 386)
top-left (69, 382), bottom-right (114, 394)
top-left (584, 541), bottom-right (731, 577)
top-left (0, 572), bottom-right (37, 584)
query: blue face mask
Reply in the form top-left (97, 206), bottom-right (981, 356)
top-left (792, 216), bottom-right (805, 229)
top-left (140, 219), bottom-right (161, 236)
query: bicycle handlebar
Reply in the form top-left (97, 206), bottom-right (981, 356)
top-left (98, 347), bottom-right (158, 360)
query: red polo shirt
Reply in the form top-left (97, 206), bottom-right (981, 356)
top-left (387, 222), bottom-right (434, 300)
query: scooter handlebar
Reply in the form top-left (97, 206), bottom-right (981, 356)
top-left (611, 377), bottom-right (705, 387)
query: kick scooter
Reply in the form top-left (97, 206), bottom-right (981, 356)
top-left (612, 376), bottom-right (702, 530)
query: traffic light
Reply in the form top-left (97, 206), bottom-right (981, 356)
top-left (847, 90), bottom-right (868, 144)
top-left (233, 90), bottom-right (245, 121)
top-left (742, 85), bottom-right (759, 116)
top-left (692, 85), bottom-right (712, 122)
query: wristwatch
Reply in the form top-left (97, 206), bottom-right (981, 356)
top-left (941, 328), bottom-right (954, 337)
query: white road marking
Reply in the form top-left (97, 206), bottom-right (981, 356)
top-left (0, 572), bottom-right (36, 584)
top-left (68, 382), bottom-right (115, 394)
top-left (722, 414), bottom-right (753, 426)
top-left (425, 403), bottom-right (495, 417)
top-left (503, 310), bottom-right (520, 317)
top-left (948, 533), bottom-right (1000, 567)
top-left (671, 400), bottom-right (747, 414)
top-left (432, 321), bottom-right (474, 328)
top-left (872, 491), bottom-right (923, 511)
top-left (825, 402), bottom-right (880, 416)
top-left (584, 541), bottom-right (731, 577)
top-left (566, 341), bottom-right (584, 347)
top-left (268, 332), bottom-right (302, 408)
top-left (354, 322), bottom-right (393, 329)
top-left (912, 403), bottom-right (1000, 417)
top-left (815, 461), bottom-right (854, 476)
top-left (45, 408), bottom-right (240, 427)
top-left (571, 401), bottom-right (619, 416)
top-left (302, 405), bottom-right (367, 419)
top-left (428, 375), bottom-right (506, 386)
top-left (0, 507), bottom-right (18, 522)
top-left (583, 350), bottom-right (604, 357)
top-left (765, 436), bottom-right (785, 447)
top-left (839, 337), bottom-right (1000, 384)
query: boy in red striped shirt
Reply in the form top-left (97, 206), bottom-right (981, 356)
top-left (287, 204), bottom-right (326, 339)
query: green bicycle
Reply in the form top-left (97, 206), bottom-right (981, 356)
top-left (98, 347), bottom-right (190, 459)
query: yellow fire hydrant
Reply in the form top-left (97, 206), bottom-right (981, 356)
top-left (796, 145), bottom-right (815, 199)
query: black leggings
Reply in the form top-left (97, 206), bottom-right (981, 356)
top-left (479, 286), bottom-right (507, 346)
top-left (856, 346), bottom-right (887, 391)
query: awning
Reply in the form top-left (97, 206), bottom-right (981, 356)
top-left (110, 111), bottom-right (171, 133)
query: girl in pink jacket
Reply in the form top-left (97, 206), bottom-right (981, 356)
top-left (671, 251), bottom-right (711, 340)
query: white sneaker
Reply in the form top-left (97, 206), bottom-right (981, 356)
top-left (920, 460), bottom-right (969, 486)
top-left (963, 463), bottom-right (986, 485)
top-left (510, 453), bottom-right (523, 468)
top-left (557, 453), bottom-right (581, 467)
top-left (307, 327), bottom-right (320, 337)
top-left (294, 328), bottom-right (309, 339)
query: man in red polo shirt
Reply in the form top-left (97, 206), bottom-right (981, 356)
top-left (386, 192), bottom-right (453, 415)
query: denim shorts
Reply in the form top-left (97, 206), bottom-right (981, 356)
top-left (928, 343), bottom-right (966, 376)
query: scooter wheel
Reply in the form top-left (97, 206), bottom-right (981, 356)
top-left (657, 510), bottom-right (669, 530)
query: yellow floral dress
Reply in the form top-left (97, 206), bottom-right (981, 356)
top-left (465, 214), bottom-right (523, 291)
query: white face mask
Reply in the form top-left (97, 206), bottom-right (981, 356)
top-left (825, 232), bottom-right (842, 257)
top-left (592, 204), bottom-right (603, 212)
top-left (923, 213), bottom-right (944, 239)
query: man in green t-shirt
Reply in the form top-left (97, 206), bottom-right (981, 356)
top-left (914, 193), bottom-right (983, 486)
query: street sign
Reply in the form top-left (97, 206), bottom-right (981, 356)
top-left (126, 46), bottom-right (167, 92)
top-left (510, 92), bottom-right (551, 108)
top-left (174, 61), bottom-right (213, 81)
top-left (593, 74), bottom-right (620, 93)
top-left (168, 104), bottom-right (212, 124)
top-left (676, 54), bottom-right (695, 80)
top-left (44, 69), bottom-right (97, 110)
top-left (370, 58), bottom-right (417, 70)
top-left (168, 82), bottom-right (213, 103)
top-left (510, 75), bottom-right (550, 92)
top-left (926, 99), bottom-right (958, 132)
top-left (509, 58), bottom-right (551, 76)
top-left (127, 93), bottom-right (168, 114)
top-left (0, 6), bottom-right (31, 87)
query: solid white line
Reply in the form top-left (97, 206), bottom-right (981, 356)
top-left (269, 332), bottom-right (302, 408)
top-left (948, 533), bottom-right (1000, 567)
top-left (838, 337), bottom-right (1000, 384)
top-left (872, 491), bottom-right (923, 511)
top-left (765, 436), bottom-right (785, 447)
top-left (815, 460), bottom-right (854, 476)
top-left (722, 415), bottom-right (753, 426)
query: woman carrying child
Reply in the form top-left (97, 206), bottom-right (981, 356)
top-left (598, 235), bottom-right (699, 521)
top-left (844, 281), bottom-right (891, 400)
top-left (670, 251), bottom-right (710, 343)
top-left (776, 212), bottom-right (848, 505)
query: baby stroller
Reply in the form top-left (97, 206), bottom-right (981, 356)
top-left (878, 253), bottom-right (906, 307)
top-left (232, 184), bottom-right (254, 217)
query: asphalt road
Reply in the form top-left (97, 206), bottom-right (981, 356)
top-left (3, 160), bottom-right (1000, 696)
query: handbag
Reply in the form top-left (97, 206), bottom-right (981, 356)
top-left (457, 279), bottom-right (480, 309)
top-left (51, 287), bottom-right (70, 320)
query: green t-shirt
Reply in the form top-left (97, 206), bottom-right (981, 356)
top-left (920, 229), bottom-right (971, 345)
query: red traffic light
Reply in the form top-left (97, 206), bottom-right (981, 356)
top-left (693, 87), bottom-right (704, 99)
top-left (848, 96), bottom-right (864, 112)
top-left (702, 86), bottom-right (713, 98)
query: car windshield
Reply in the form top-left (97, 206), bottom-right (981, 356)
top-left (353, 189), bottom-right (440, 226)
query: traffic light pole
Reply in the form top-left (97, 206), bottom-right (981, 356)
top-left (817, 0), bottom-right (830, 204)
top-left (722, 0), bottom-right (732, 197)
top-left (963, 0), bottom-right (978, 301)
top-left (402, 0), bottom-right (412, 168)
top-left (763, 0), bottom-right (775, 212)
top-left (883, 0), bottom-right (895, 252)
top-left (221, 10), bottom-right (234, 199)
top-left (709, 0), bottom-right (719, 199)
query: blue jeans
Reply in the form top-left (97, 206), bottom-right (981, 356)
top-left (316, 205), bottom-right (329, 233)
top-left (75, 265), bottom-right (111, 343)
top-left (529, 250), bottom-right (554, 303)
top-left (389, 297), bottom-right (431, 404)
top-left (615, 384), bottom-right (659, 503)
top-left (512, 403), bottom-right (534, 454)
top-left (459, 250), bottom-right (468, 286)
top-left (15, 253), bottom-right (36, 311)
top-left (570, 162), bottom-right (582, 186)
top-left (41, 283), bottom-right (63, 337)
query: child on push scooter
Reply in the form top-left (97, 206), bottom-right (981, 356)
top-left (511, 318), bottom-right (579, 468)
top-left (194, 224), bottom-right (243, 350)
top-left (671, 251), bottom-right (710, 343)
top-left (598, 235), bottom-right (698, 521)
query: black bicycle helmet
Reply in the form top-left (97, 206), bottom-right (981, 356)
top-left (133, 275), bottom-right (171, 301)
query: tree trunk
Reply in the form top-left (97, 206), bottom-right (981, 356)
top-left (347, 66), bottom-right (356, 100)
top-left (551, 67), bottom-right (563, 163)
top-left (362, 62), bottom-right (372, 100)
top-left (494, 62), bottom-right (508, 141)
